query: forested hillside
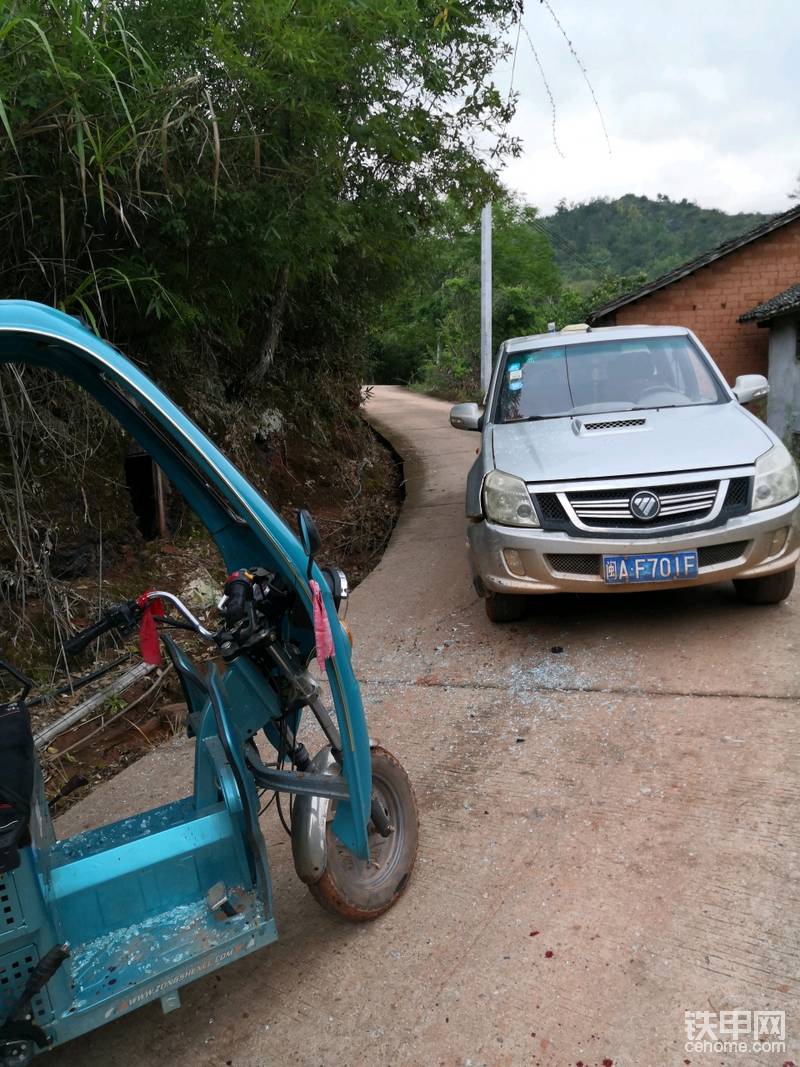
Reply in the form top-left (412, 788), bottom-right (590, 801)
top-left (541, 194), bottom-right (771, 287)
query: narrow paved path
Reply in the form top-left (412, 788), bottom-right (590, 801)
top-left (56, 386), bottom-right (799, 1066)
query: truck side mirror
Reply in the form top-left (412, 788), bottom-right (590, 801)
top-left (732, 374), bottom-right (769, 404)
top-left (449, 402), bottom-right (483, 431)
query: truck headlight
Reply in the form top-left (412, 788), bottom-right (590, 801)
top-left (483, 470), bottom-right (540, 527)
top-left (753, 444), bottom-right (800, 510)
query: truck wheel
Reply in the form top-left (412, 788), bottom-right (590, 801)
top-left (734, 566), bottom-right (795, 605)
top-left (310, 746), bottom-right (418, 922)
top-left (484, 592), bottom-right (527, 623)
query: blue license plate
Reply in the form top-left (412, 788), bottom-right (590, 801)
top-left (602, 550), bottom-right (698, 584)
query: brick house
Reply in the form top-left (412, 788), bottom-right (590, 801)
top-left (589, 203), bottom-right (800, 388)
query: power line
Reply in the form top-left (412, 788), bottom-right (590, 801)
top-left (520, 22), bottom-right (564, 159)
top-left (531, 217), bottom-right (600, 278)
top-left (507, 18), bottom-right (522, 105)
top-left (539, 0), bottom-right (611, 155)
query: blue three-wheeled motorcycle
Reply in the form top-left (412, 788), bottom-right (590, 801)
top-left (0, 301), bottom-right (418, 1064)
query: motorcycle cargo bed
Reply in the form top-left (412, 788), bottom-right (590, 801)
top-left (47, 797), bottom-right (262, 939)
top-left (56, 887), bottom-right (275, 1042)
top-left (40, 797), bottom-right (277, 1045)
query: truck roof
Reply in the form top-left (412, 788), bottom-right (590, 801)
top-left (504, 324), bottom-right (691, 354)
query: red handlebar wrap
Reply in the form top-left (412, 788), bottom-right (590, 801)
top-left (136, 591), bottom-right (164, 666)
top-left (309, 579), bottom-right (335, 673)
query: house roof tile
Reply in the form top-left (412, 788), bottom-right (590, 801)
top-left (738, 283), bottom-right (800, 324)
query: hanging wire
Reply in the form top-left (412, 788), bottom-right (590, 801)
top-left (520, 22), bottom-right (564, 159)
top-left (507, 18), bottom-right (523, 105)
top-left (531, 218), bottom-right (601, 279)
top-left (539, 0), bottom-right (612, 154)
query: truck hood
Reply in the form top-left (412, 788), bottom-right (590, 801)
top-left (491, 403), bottom-right (773, 483)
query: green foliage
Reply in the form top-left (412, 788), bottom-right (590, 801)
top-left (542, 194), bottom-right (770, 286)
top-left (371, 194), bottom-right (658, 396)
top-left (371, 194), bottom-right (561, 397)
top-left (0, 0), bottom-right (521, 416)
top-left (369, 192), bottom-right (648, 399)
top-left (0, 0), bottom-right (525, 649)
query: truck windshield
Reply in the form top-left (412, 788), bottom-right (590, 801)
top-left (496, 336), bottom-right (726, 423)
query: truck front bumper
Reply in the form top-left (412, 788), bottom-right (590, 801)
top-left (467, 496), bottom-right (800, 596)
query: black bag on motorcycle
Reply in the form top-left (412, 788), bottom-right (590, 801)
top-left (0, 700), bottom-right (34, 872)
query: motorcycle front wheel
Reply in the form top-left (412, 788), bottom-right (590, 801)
top-left (310, 746), bottom-right (418, 922)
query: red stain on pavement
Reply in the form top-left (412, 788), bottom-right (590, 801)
top-left (602, 1060), bottom-right (614, 1066)
top-left (544, 950), bottom-right (554, 958)
top-left (530, 930), bottom-right (540, 936)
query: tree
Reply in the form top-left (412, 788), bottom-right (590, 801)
top-left (0, 0), bottom-right (525, 643)
top-left (370, 193), bottom-right (561, 395)
top-left (543, 194), bottom-right (769, 284)
top-left (0, 0), bottom-right (523, 402)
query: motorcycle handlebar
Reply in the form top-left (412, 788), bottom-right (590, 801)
top-left (147, 590), bottom-right (216, 640)
top-left (63, 600), bottom-right (139, 657)
top-left (222, 574), bottom-right (251, 626)
top-left (64, 591), bottom-right (216, 659)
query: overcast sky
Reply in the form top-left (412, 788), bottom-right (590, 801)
top-left (497, 0), bottom-right (800, 218)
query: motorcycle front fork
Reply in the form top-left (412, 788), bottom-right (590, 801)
top-left (264, 642), bottom-right (392, 837)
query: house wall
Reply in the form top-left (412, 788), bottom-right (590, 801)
top-left (595, 219), bottom-right (800, 384)
top-left (766, 316), bottom-right (799, 442)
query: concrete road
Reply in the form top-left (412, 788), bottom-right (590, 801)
top-left (54, 386), bottom-right (799, 1066)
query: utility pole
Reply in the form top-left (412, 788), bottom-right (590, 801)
top-left (480, 201), bottom-right (492, 395)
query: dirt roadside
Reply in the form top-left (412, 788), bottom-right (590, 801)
top-left (53, 386), bottom-right (800, 1067)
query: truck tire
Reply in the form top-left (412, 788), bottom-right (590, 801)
top-left (484, 592), bottom-right (527, 623)
top-left (734, 566), bottom-right (795, 605)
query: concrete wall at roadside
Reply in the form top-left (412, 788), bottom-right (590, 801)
top-left (594, 217), bottom-right (800, 384)
top-left (766, 315), bottom-right (800, 443)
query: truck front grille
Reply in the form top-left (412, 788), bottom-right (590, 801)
top-left (697, 540), bottom-right (749, 566)
top-left (545, 553), bottom-right (600, 575)
top-left (535, 493), bottom-right (569, 522)
top-left (532, 476), bottom-right (750, 537)
top-left (568, 480), bottom-right (718, 528)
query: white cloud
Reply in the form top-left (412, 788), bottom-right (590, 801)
top-left (497, 0), bottom-right (800, 215)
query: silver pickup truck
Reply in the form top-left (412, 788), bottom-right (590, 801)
top-left (450, 324), bottom-right (799, 622)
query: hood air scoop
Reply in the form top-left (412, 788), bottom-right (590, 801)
top-left (572, 416), bottom-right (647, 435)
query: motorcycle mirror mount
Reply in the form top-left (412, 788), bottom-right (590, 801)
top-left (296, 508), bottom-right (322, 579)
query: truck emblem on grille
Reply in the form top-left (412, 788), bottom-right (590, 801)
top-left (629, 490), bottom-right (661, 520)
